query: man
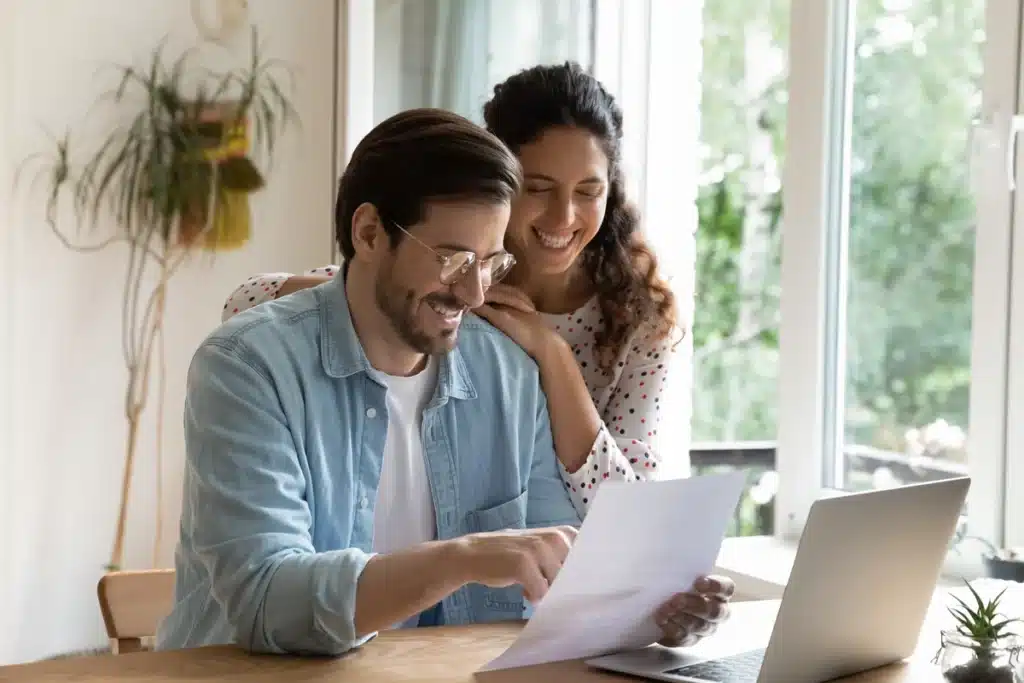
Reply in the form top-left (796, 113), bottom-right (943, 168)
top-left (157, 109), bottom-right (732, 655)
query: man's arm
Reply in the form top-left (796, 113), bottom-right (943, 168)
top-left (524, 373), bottom-right (584, 529)
top-left (185, 340), bottom-right (372, 654)
top-left (186, 341), bottom-right (471, 654)
top-left (185, 341), bottom-right (576, 653)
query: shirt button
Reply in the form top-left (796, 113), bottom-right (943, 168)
top-left (366, 407), bottom-right (377, 418)
top-left (360, 495), bottom-right (369, 508)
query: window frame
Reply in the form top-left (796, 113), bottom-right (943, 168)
top-left (1004, 6), bottom-right (1024, 551)
top-left (777, 0), bottom-right (1024, 549)
top-left (333, 0), bottom-right (376, 263)
top-left (591, 0), bottom-right (652, 204)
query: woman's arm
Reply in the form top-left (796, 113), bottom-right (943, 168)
top-left (533, 338), bottom-right (604, 473)
top-left (473, 301), bottom-right (605, 479)
top-left (476, 295), bottom-right (682, 517)
top-left (547, 328), bottom-right (681, 515)
top-left (222, 265), bottom-right (340, 322)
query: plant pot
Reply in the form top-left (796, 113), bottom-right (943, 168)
top-left (936, 631), bottom-right (1023, 683)
top-left (984, 553), bottom-right (1024, 583)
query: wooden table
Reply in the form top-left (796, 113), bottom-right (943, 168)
top-left (0, 600), bottom-right (964, 683)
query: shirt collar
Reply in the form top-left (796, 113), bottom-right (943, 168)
top-left (319, 273), bottom-right (477, 401)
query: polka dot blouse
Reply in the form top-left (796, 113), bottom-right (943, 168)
top-left (224, 266), bottom-right (680, 518)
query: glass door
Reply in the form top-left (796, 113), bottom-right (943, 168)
top-left (773, 0), bottom-right (1022, 551)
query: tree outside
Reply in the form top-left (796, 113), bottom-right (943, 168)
top-left (694, 0), bottom-right (980, 534)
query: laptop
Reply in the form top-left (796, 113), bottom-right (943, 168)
top-left (585, 476), bottom-right (971, 683)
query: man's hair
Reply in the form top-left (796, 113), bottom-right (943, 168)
top-left (334, 108), bottom-right (523, 259)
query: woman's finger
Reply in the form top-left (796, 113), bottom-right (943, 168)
top-left (484, 284), bottom-right (535, 312)
top-left (475, 305), bottom-right (514, 332)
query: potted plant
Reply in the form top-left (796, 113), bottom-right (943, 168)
top-left (18, 28), bottom-right (297, 571)
top-left (933, 581), bottom-right (1022, 682)
top-left (979, 544), bottom-right (1024, 584)
top-left (950, 524), bottom-right (1024, 583)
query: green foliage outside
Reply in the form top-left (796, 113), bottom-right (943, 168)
top-left (695, 0), bottom-right (981, 532)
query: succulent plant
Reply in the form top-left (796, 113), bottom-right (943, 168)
top-left (948, 582), bottom-right (1019, 660)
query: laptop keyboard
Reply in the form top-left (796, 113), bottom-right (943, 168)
top-left (663, 648), bottom-right (765, 682)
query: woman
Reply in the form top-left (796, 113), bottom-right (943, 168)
top-left (224, 62), bottom-right (684, 517)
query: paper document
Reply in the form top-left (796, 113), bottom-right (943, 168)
top-left (480, 471), bottom-right (747, 671)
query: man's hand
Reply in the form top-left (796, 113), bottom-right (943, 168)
top-left (452, 526), bottom-right (578, 602)
top-left (654, 575), bottom-right (735, 647)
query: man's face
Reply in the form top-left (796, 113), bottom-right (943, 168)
top-left (374, 201), bottom-right (511, 355)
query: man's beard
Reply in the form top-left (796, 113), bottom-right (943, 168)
top-left (375, 273), bottom-right (461, 355)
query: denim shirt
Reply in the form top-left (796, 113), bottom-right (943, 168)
top-left (155, 274), bottom-right (581, 656)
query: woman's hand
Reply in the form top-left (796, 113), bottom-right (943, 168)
top-left (483, 284), bottom-right (536, 313)
top-left (474, 285), bottom-right (561, 359)
top-left (654, 575), bottom-right (735, 647)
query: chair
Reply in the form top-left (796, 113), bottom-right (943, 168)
top-left (96, 569), bottom-right (176, 654)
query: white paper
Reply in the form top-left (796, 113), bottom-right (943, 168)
top-left (480, 470), bottom-right (747, 671)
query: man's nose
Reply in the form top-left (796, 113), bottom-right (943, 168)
top-left (452, 265), bottom-right (486, 309)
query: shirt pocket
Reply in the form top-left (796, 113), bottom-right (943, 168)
top-left (464, 489), bottom-right (528, 619)
top-left (466, 489), bottom-right (528, 534)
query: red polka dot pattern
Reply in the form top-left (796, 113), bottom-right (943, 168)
top-left (222, 266), bottom-right (338, 323)
top-left (545, 301), bottom-right (675, 516)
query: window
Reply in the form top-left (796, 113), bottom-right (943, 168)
top-left (336, 0), bottom-right (1024, 556)
top-left (372, 0), bottom-right (593, 124)
top-left (690, 0), bottom-right (791, 537)
top-left (777, 0), bottom-right (1023, 562)
top-left (687, 0), bottom-right (1023, 550)
top-left (835, 0), bottom-right (981, 493)
top-left (334, 0), bottom-right (594, 259)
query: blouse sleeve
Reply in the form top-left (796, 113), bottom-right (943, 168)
top-left (558, 326), bottom-right (683, 516)
top-left (221, 265), bottom-right (341, 322)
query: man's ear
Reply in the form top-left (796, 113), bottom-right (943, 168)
top-left (350, 202), bottom-right (385, 260)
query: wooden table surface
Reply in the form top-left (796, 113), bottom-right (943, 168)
top-left (0, 600), bottom-right (963, 683)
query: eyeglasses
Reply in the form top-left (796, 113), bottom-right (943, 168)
top-left (391, 222), bottom-right (516, 288)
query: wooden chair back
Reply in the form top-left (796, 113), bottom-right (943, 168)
top-left (96, 569), bottom-right (176, 653)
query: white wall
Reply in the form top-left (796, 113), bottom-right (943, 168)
top-left (0, 0), bottom-right (336, 664)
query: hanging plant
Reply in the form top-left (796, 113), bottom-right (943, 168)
top-left (18, 28), bottom-right (298, 571)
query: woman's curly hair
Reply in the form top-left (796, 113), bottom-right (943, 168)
top-left (483, 61), bottom-right (678, 370)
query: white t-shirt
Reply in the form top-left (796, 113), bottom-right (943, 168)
top-left (371, 356), bottom-right (439, 556)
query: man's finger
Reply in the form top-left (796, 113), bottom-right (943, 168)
top-left (665, 612), bottom-right (702, 632)
top-left (533, 541), bottom-right (562, 586)
top-left (695, 574), bottom-right (735, 599)
top-left (696, 620), bottom-right (718, 638)
top-left (706, 597), bottom-right (731, 622)
top-left (543, 526), bottom-right (577, 562)
top-left (518, 559), bottom-right (550, 604)
top-left (670, 593), bottom-right (708, 615)
top-left (658, 629), bottom-right (701, 649)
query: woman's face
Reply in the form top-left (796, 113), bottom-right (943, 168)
top-left (506, 126), bottom-right (610, 278)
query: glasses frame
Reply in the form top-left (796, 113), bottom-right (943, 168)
top-left (390, 222), bottom-right (516, 287)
